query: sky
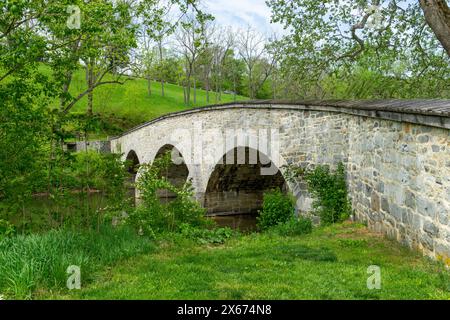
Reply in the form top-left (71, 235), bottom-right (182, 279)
top-left (202, 0), bottom-right (286, 36)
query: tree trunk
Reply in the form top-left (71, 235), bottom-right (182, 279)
top-left (147, 75), bottom-right (151, 96)
top-left (185, 77), bottom-right (191, 105)
top-left (214, 79), bottom-right (218, 103)
top-left (87, 90), bottom-right (93, 115)
top-left (187, 85), bottom-right (191, 105)
top-left (206, 78), bottom-right (210, 103)
top-left (248, 69), bottom-right (254, 99)
top-left (420, 0), bottom-right (450, 57)
top-left (193, 78), bottom-right (197, 105)
top-left (272, 74), bottom-right (276, 99)
top-left (193, 64), bottom-right (197, 105)
top-left (60, 72), bottom-right (72, 111)
top-left (87, 61), bottom-right (94, 115)
top-left (159, 42), bottom-right (165, 97)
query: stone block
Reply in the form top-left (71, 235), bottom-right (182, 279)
top-left (371, 192), bottom-right (380, 212)
top-left (423, 220), bottom-right (439, 237)
top-left (420, 233), bottom-right (434, 251)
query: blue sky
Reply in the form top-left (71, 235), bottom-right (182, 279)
top-left (202, 0), bottom-right (285, 35)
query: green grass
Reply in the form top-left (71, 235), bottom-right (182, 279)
top-left (0, 225), bottom-right (155, 299)
top-left (36, 222), bottom-right (450, 300)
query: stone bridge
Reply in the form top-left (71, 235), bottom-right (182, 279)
top-left (110, 100), bottom-right (450, 262)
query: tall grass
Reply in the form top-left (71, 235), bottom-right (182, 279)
top-left (0, 225), bottom-right (154, 299)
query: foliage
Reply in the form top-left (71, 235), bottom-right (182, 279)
top-left (268, 216), bottom-right (312, 237)
top-left (0, 0), bottom-right (212, 226)
top-left (0, 150), bottom-right (132, 233)
top-left (127, 152), bottom-right (208, 237)
top-left (267, 0), bottom-right (450, 99)
top-left (0, 219), bottom-right (15, 239)
top-left (0, 225), bottom-right (154, 299)
top-left (257, 189), bottom-right (296, 230)
top-left (41, 0), bottom-right (200, 114)
top-left (285, 163), bottom-right (351, 225)
top-left (179, 223), bottom-right (235, 245)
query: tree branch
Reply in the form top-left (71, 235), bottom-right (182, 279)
top-left (62, 77), bottom-right (132, 114)
top-left (419, 0), bottom-right (450, 57)
top-left (336, 1), bottom-right (381, 61)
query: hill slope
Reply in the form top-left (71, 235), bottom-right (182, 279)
top-left (66, 71), bottom-right (247, 137)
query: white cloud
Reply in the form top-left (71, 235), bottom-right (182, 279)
top-left (202, 0), bottom-right (286, 36)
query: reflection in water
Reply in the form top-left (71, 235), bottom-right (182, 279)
top-left (130, 185), bottom-right (259, 232)
top-left (207, 213), bottom-right (258, 233)
top-left (27, 188), bottom-right (258, 233)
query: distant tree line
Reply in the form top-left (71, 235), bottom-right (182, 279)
top-left (135, 4), bottom-right (280, 103)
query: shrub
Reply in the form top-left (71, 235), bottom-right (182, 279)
top-left (127, 152), bottom-right (208, 236)
top-left (304, 163), bottom-right (351, 225)
top-left (0, 219), bottom-right (15, 239)
top-left (269, 216), bottom-right (312, 236)
top-left (179, 223), bottom-right (235, 245)
top-left (257, 189), bottom-right (296, 230)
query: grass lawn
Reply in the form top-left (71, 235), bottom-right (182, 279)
top-left (38, 222), bottom-right (450, 300)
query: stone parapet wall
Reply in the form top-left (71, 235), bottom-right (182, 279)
top-left (67, 140), bottom-right (111, 153)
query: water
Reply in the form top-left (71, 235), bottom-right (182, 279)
top-left (207, 213), bottom-right (258, 232)
top-left (18, 193), bottom-right (258, 232)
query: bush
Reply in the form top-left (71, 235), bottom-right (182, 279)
top-left (127, 152), bottom-right (208, 236)
top-left (0, 219), bottom-right (15, 239)
top-left (304, 163), bottom-right (351, 225)
top-left (269, 216), bottom-right (312, 236)
top-left (179, 223), bottom-right (235, 245)
top-left (257, 189), bottom-right (296, 230)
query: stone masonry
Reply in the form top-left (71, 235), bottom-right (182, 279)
top-left (110, 100), bottom-right (450, 263)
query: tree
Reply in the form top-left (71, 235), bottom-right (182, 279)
top-left (81, 1), bottom-right (136, 115)
top-left (197, 45), bottom-right (215, 103)
top-left (419, 0), bottom-right (450, 56)
top-left (0, 0), bottom-right (54, 209)
top-left (138, 0), bottom-right (178, 97)
top-left (176, 10), bottom-right (214, 105)
top-left (0, 0), bottom-right (205, 202)
top-left (41, 1), bottom-right (136, 115)
top-left (138, 25), bottom-right (157, 96)
top-left (237, 27), bottom-right (277, 99)
top-left (222, 53), bottom-right (245, 101)
top-left (195, 22), bottom-right (218, 103)
top-left (210, 26), bottom-right (234, 102)
top-left (267, 0), bottom-right (450, 98)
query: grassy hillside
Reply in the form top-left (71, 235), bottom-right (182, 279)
top-left (65, 70), bottom-right (247, 137)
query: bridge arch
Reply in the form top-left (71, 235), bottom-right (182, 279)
top-left (125, 149), bottom-right (140, 179)
top-left (204, 146), bottom-right (290, 216)
top-left (153, 144), bottom-right (190, 189)
top-left (125, 149), bottom-right (141, 200)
